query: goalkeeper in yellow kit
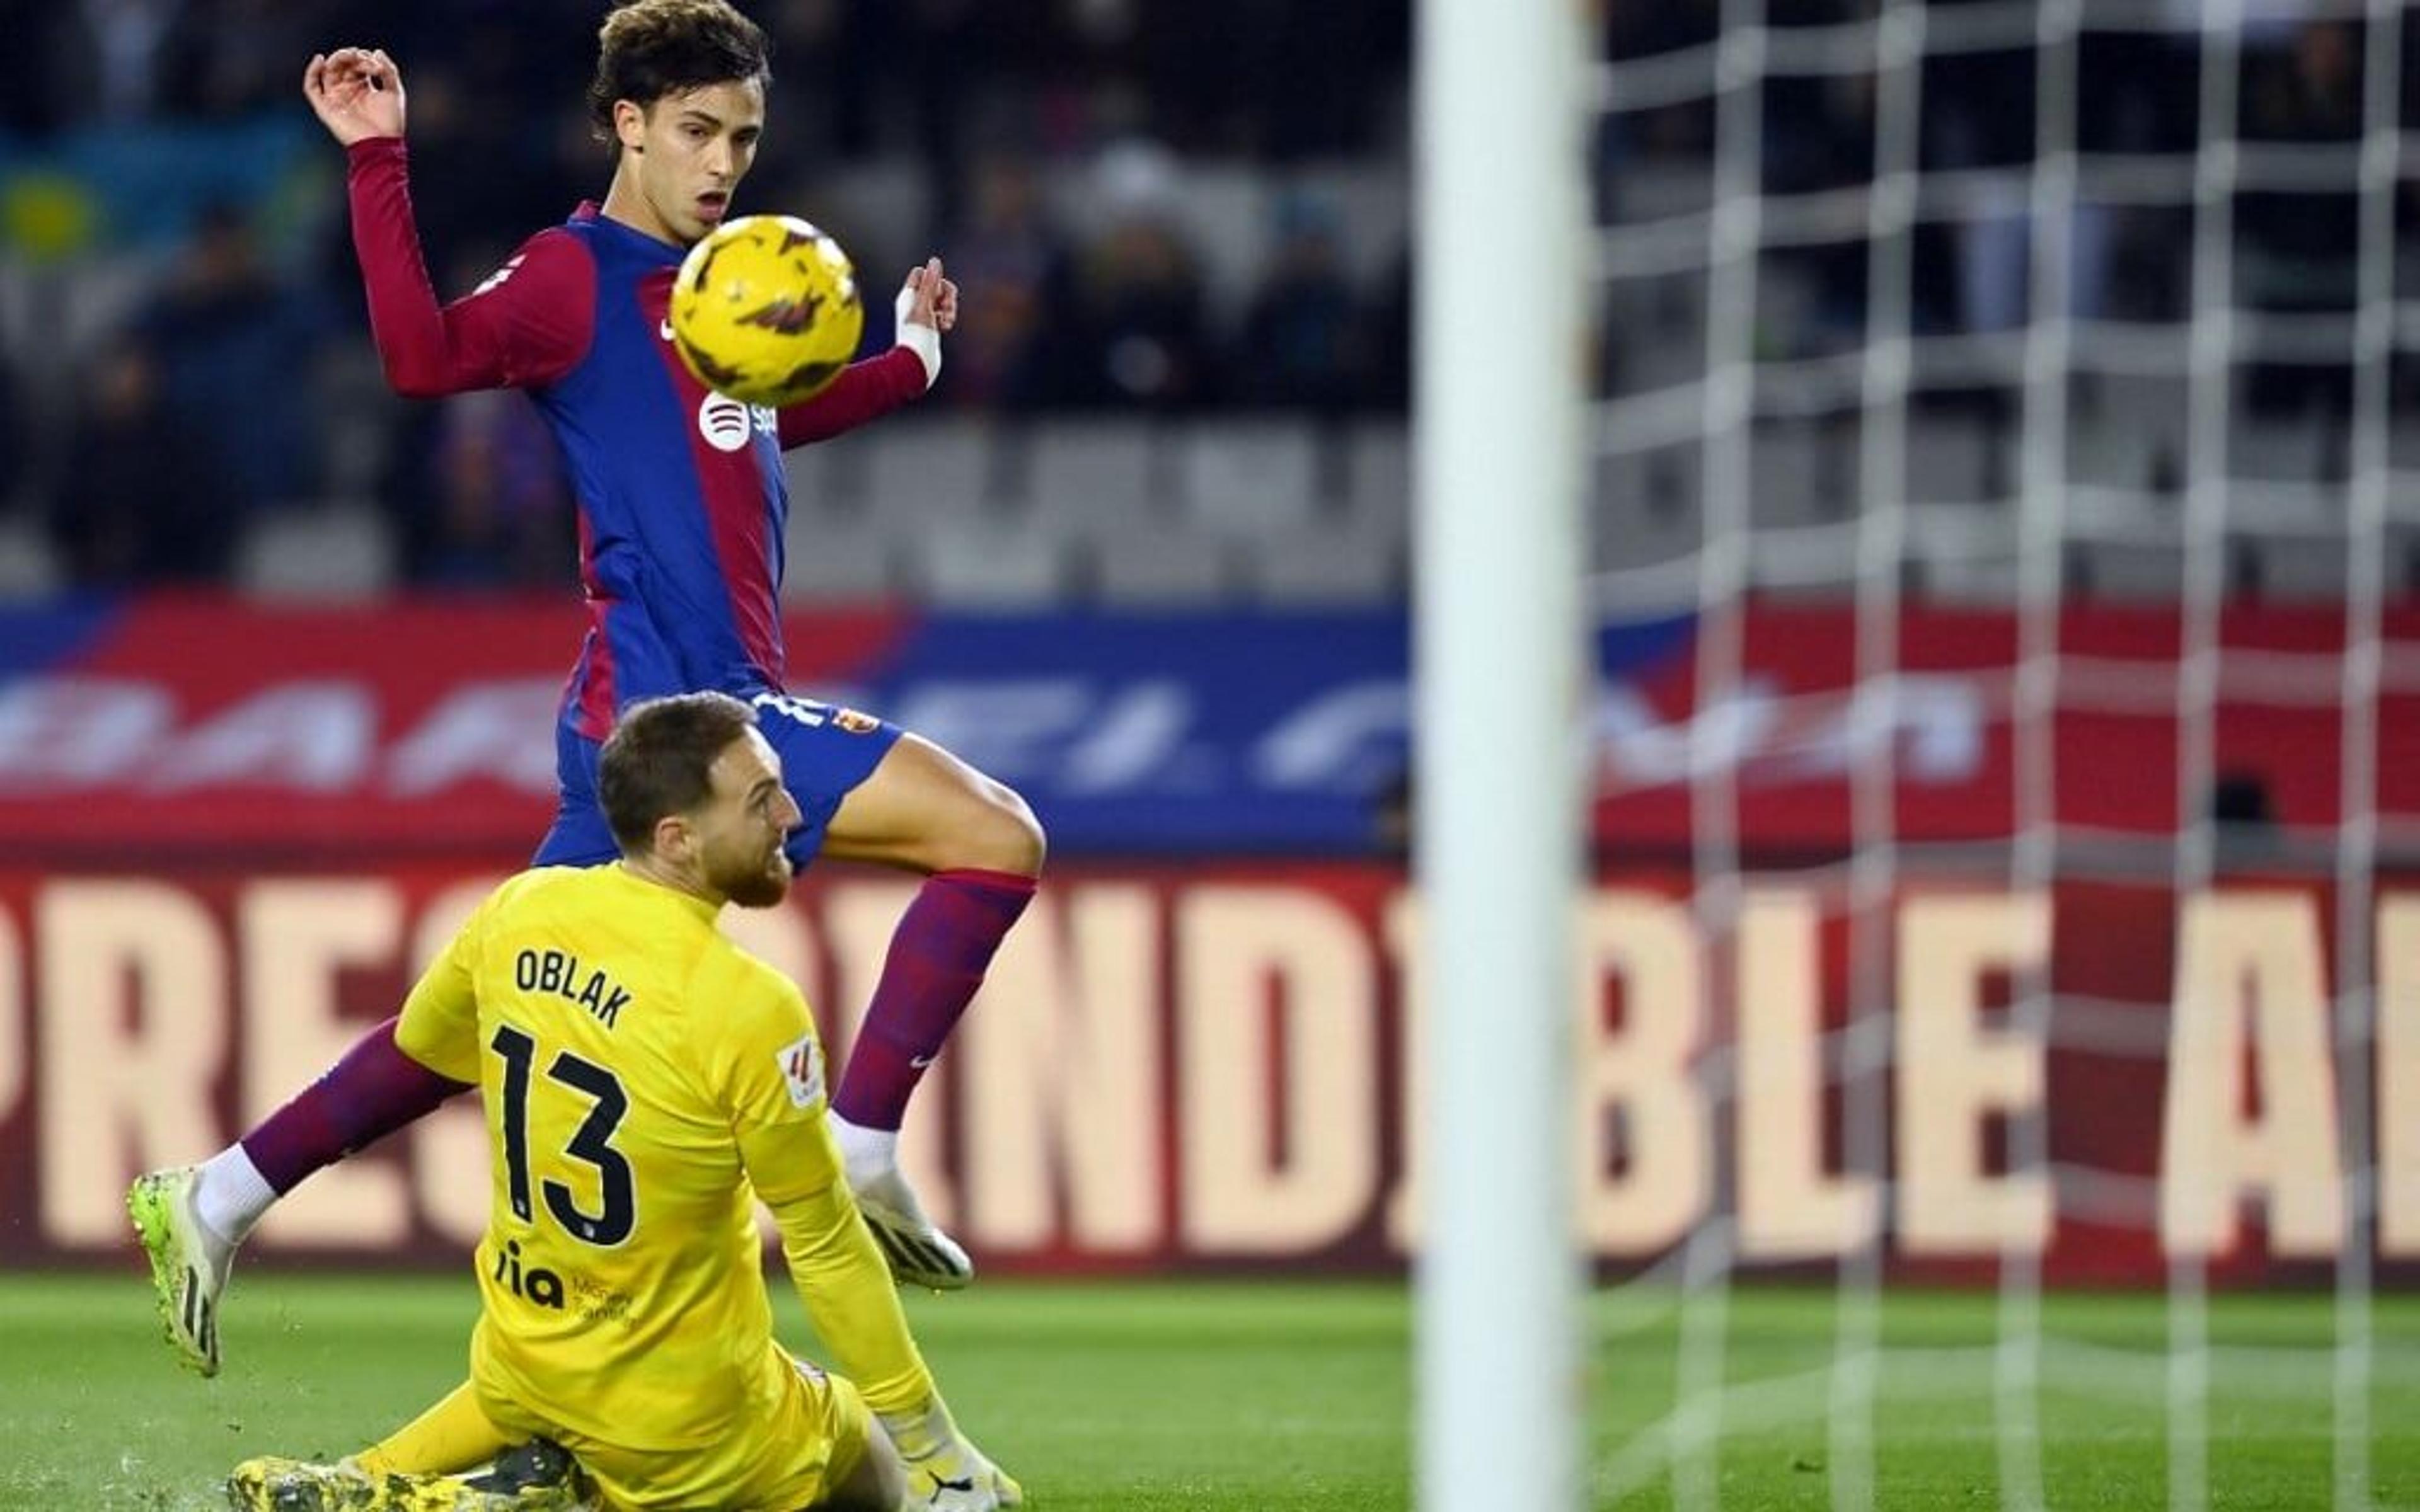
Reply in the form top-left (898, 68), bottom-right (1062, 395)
top-left (228, 692), bottom-right (1018, 1511)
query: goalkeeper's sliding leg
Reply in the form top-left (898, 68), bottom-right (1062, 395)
top-left (222, 1372), bottom-right (995, 1512)
top-left (226, 1381), bottom-right (592, 1511)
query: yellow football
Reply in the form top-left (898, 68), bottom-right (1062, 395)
top-left (668, 214), bottom-right (865, 407)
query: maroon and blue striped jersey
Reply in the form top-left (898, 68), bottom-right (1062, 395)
top-left (345, 137), bottom-right (928, 743)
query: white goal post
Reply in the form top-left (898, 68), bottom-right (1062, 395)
top-left (1419, 0), bottom-right (2415, 1508)
top-left (1411, 1), bottom-right (1589, 1511)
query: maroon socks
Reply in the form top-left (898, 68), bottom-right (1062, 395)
top-left (239, 1016), bottom-right (471, 1194)
top-left (831, 868), bottom-right (1038, 1132)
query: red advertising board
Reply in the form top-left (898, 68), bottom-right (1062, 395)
top-left (1, 859), bottom-right (2408, 1281)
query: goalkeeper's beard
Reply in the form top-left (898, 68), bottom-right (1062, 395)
top-left (710, 847), bottom-right (793, 910)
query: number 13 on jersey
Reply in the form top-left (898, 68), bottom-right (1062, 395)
top-left (491, 1023), bottom-right (637, 1247)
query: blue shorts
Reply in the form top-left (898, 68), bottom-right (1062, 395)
top-left (532, 691), bottom-right (903, 870)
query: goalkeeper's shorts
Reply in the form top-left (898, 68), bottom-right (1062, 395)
top-left (481, 1351), bottom-right (872, 1511)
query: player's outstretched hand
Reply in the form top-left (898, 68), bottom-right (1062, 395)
top-left (897, 257), bottom-right (959, 335)
top-left (304, 47), bottom-right (408, 146)
top-left (892, 256), bottom-right (957, 389)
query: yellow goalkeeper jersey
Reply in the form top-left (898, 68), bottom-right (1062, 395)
top-left (396, 864), bottom-right (935, 1453)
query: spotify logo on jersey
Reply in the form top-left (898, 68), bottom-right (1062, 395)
top-left (697, 392), bottom-right (755, 452)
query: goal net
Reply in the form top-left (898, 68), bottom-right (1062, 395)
top-left (1582, 1), bottom-right (2413, 1506)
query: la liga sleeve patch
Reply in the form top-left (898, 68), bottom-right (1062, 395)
top-left (775, 1031), bottom-right (825, 1110)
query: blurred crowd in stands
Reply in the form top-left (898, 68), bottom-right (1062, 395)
top-left (1, 0), bottom-right (2412, 595)
top-left (1603, 1), bottom-right (2419, 387)
top-left (0, 0), bottom-right (1411, 588)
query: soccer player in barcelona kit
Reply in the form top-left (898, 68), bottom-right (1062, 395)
top-left (132, 0), bottom-right (1042, 1380)
top-left (225, 694), bottom-right (1018, 1511)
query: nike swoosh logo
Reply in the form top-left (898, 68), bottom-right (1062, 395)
top-left (659, 318), bottom-right (675, 341)
top-left (909, 1053), bottom-right (936, 1070)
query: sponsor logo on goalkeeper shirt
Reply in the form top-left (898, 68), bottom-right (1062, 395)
top-left (493, 1239), bottom-right (565, 1310)
top-left (572, 1274), bottom-right (635, 1326)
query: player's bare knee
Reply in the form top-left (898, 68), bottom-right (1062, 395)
top-left (964, 781), bottom-right (1045, 877)
top-left (831, 735), bottom-right (1047, 876)
top-left (919, 766), bottom-right (1043, 877)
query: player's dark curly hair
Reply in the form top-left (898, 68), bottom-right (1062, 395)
top-left (598, 691), bottom-right (762, 851)
top-left (587, 0), bottom-right (771, 139)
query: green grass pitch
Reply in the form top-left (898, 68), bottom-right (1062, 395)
top-left (3, 1271), bottom-right (2417, 1509)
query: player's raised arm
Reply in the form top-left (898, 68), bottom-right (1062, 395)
top-left (775, 258), bottom-right (957, 449)
top-left (304, 48), bottom-right (408, 144)
top-left (312, 46), bottom-right (591, 399)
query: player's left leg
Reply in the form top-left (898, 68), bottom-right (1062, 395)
top-left (354, 1380), bottom-right (518, 1475)
top-left (133, 738), bottom-right (611, 1376)
top-left (817, 731), bottom-right (1044, 1291)
top-left (130, 1031), bottom-right (468, 1376)
top-left (224, 1454), bottom-right (589, 1512)
top-left (749, 693), bottom-right (1042, 1290)
top-left (228, 1381), bottom-right (591, 1510)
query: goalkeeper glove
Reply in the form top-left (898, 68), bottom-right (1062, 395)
top-left (879, 1399), bottom-right (1023, 1509)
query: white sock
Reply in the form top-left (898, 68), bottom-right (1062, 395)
top-left (827, 1113), bottom-right (897, 1189)
top-left (193, 1144), bottom-right (277, 1247)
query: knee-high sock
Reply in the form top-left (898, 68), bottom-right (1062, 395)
top-left (239, 1017), bottom-right (471, 1195)
top-left (358, 1380), bottom-right (512, 1476)
top-left (831, 868), bottom-right (1037, 1132)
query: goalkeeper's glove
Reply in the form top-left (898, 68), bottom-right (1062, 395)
top-left (879, 1399), bottom-right (1023, 1510)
